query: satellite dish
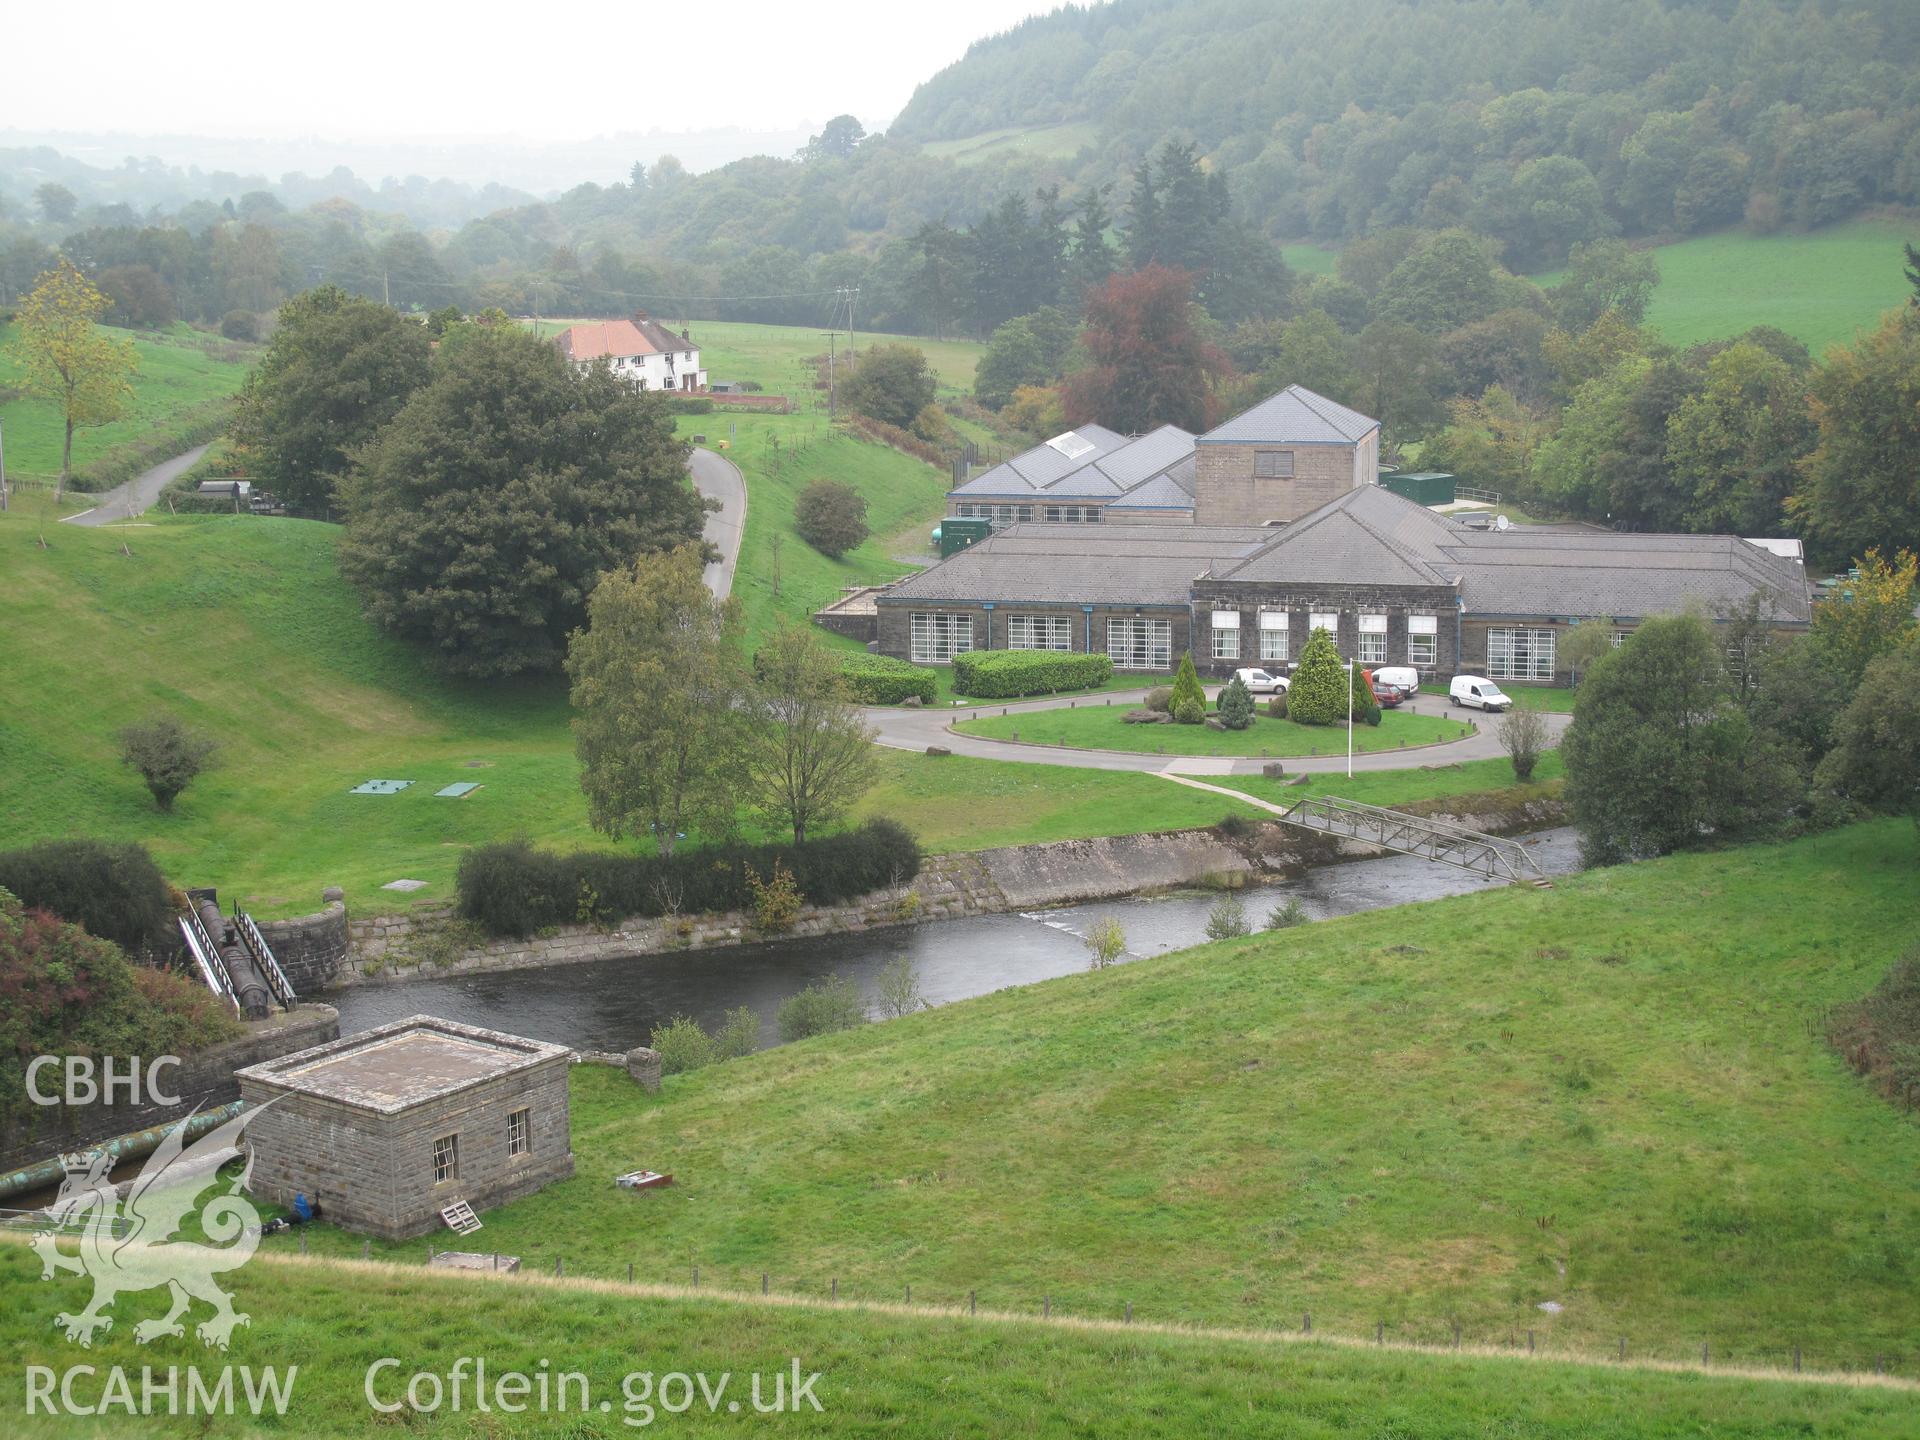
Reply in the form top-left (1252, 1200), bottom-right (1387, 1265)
top-left (1494, 514), bottom-right (1511, 532)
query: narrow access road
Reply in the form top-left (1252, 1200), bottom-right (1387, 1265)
top-left (690, 447), bottom-right (746, 598)
top-left (60, 443), bottom-right (213, 527)
top-left (869, 688), bottom-right (1571, 776)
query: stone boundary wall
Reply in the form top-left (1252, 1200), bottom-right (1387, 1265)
top-left (316, 796), bottom-right (1565, 993)
top-left (257, 901), bottom-right (349, 993)
top-left (0, 1004), bottom-right (340, 1173)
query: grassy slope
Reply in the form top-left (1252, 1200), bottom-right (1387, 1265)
top-left (1206, 750), bottom-right (1564, 810)
top-left (920, 121), bottom-right (1101, 166)
top-left (1525, 215), bottom-right (1915, 354)
top-left (0, 321), bottom-right (254, 481)
top-left (8, 1251), bottom-right (1910, 1439)
top-left (307, 822), bottom-right (1920, 1368)
top-left (0, 503), bottom-right (1290, 910)
top-left (957, 705), bottom-right (1468, 756)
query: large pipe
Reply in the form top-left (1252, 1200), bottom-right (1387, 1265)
top-left (198, 898), bottom-right (269, 1020)
top-left (0, 1101), bottom-right (246, 1203)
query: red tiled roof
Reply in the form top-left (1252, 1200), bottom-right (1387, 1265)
top-left (553, 316), bottom-right (693, 362)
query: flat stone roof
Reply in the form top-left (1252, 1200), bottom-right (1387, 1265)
top-left (235, 1015), bottom-right (569, 1116)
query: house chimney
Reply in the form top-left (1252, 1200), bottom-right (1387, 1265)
top-left (681, 328), bottom-right (690, 342)
top-left (632, 309), bottom-right (649, 322)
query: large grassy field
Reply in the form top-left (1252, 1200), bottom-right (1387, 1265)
top-left (0, 320), bottom-right (255, 484)
top-left (920, 121), bottom-right (1102, 167)
top-left (1529, 214), bottom-right (1916, 354)
top-left (297, 821), bottom-right (1920, 1373)
top-left (958, 704), bottom-right (1469, 756)
top-left (8, 1249), bottom-right (1909, 1438)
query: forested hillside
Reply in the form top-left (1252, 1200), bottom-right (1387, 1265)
top-left (898, 0), bottom-right (1920, 259)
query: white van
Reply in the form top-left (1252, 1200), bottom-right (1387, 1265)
top-left (1371, 665), bottom-right (1420, 698)
top-left (1449, 675), bottom-right (1513, 711)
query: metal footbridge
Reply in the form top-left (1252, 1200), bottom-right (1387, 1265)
top-left (179, 888), bottom-right (300, 1019)
top-left (1270, 795), bottom-right (1551, 886)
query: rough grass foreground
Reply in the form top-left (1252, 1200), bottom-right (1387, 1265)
top-left (294, 822), bottom-right (1920, 1375)
top-left (3, 1246), bottom-right (1914, 1439)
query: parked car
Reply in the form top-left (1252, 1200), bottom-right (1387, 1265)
top-left (1365, 671), bottom-right (1409, 707)
top-left (1448, 675), bottom-right (1513, 711)
top-left (1232, 667), bottom-right (1290, 695)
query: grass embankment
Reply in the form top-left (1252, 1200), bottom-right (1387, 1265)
top-left (1206, 750), bottom-right (1564, 810)
top-left (957, 704), bottom-right (1468, 756)
top-left (0, 320), bottom-right (254, 489)
top-left (296, 822), bottom-right (1920, 1371)
top-left (7, 1250), bottom-right (1910, 1439)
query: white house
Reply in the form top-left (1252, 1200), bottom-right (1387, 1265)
top-left (552, 312), bottom-right (707, 393)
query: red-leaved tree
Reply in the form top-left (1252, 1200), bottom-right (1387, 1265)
top-left (1061, 265), bottom-right (1233, 433)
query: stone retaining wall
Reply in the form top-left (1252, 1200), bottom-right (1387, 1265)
top-left (1, 1005), bottom-right (340, 1173)
top-left (257, 901), bottom-right (350, 993)
top-left (315, 797), bottom-right (1567, 993)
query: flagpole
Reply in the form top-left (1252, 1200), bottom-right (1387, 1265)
top-left (1346, 660), bottom-right (1354, 779)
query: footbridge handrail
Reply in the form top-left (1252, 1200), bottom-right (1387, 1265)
top-left (1274, 794), bottom-right (1550, 886)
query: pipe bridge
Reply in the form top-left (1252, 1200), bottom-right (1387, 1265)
top-left (1272, 795), bottom-right (1551, 887)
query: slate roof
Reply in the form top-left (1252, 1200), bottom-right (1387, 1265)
top-left (553, 314), bottom-right (695, 363)
top-left (1198, 385), bottom-right (1380, 446)
top-left (880, 524), bottom-right (1270, 607)
top-left (950, 424), bottom-right (1194, 504)
top-left (1214, 486), bottom-right (1810, 622)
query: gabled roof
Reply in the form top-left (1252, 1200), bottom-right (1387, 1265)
top-left (950, 424), bottom-right (1196, 503)
top-left (1213, 485), bottom-right (1811, 623)
top-left (553, 315), bottom-right (696, 363)
top-left (1199, 384), bottom-right (1380, 446)
top-left (882, 524), bottom-right (1268, 607)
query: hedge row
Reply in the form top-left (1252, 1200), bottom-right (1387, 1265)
top-left (840, 654), bottom-right (937, 705)
top-left (455, 819), bottom-right (922, 939)
top-left (952, 649), bottom-right (1114, 698)
top-left (0, 840), bottom-right (178, 958)
top-left (67, 400), bottom-right (235, 494)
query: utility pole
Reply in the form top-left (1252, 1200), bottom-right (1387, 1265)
top-left (0, 416), bottom-right (8, 512)
top-left (382, 269), bottom-right (391, 307)
top-left (847, 286), bottom-right (858, 364)
top-left (822, 332), bottom-right (838, 420)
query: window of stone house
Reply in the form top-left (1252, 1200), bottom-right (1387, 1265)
top-left (1254, 450), bottom-right (1294, 478)
top-left (432, 1134), bottom-right (459, 1184)
top-left (508, 1108), bottom-right (531, 1158)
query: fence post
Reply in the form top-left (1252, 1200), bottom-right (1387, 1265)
top-left (1701, 1341), bottom-right (1709, 1366)
top-left (555, 1257), bottom-right (563, 1277)
top-left (1303, 1312), bottom-right (1311, 1334)
top-left (1043, 1296), bottom-right (1051, 1319)
top-left (1793, 1345), bottom-right (1801, 1373)
top-left (1618, 1337), bottom-right (1626, 1363)
top-left (968, 1289), bottom-right (975, 1315)
top-left (361, 1239), bottom-right (370, 1261)
top-left (299, 1231), bottom-right (307, 1255)
top-left (426, 1246), bottom-right (433, 1265)
top-left (905, 1285), bottom-right (911, 1305)
top-left (692, 1264), bottom-right (698, 1288)
top-left (1526, 1329), bottom-right (1534, 1354)
top-left (1453, 1323), bottom-right (1461, 1350)
top-left (628, 1261), bottom-right (634, 1284)
top-left (1376, 1322), bottom-right (1384, 1346)
top-left (1125, 1301), bottom-right (1132, 1324)
top-left (763, 1273), bottom-right (769, 1297)
top-left (831, 1278), bottom-right (838, 1302)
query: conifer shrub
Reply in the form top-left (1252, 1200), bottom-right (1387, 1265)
top-left (1287, 629), bottom-right (1347, 725)
top-left (1218, 676), bottom-right (1255, 730)
top-left (1170, 652), bottom-right (1206, 715)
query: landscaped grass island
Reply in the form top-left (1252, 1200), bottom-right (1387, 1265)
top-left (956, 703), bottom-right (1470, 756)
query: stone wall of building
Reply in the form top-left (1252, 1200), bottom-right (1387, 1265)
top-left (1190, 580), bottom-right (1459, 680)
top-left (1193, 441), bottom-right (1361, 526)
top-left (240, 1042), bottom-right (572, 1240)
top-left (874, 600), bottom-right (1193, 674)
top-left (0, 1005), bottom-right (339, 1173)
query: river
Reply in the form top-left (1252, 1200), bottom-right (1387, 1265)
top-left (327, 829), bottom-right (1581, 1053)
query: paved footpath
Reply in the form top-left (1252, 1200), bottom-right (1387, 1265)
top-left (689, 447), bottom-right (745, 598)
top-left (59, 443), bottom-right (213, 527)
top-left (868, 688), bottom-right (1570, 777)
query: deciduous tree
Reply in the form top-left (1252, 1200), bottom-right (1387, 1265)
top-left (1792, 310), bottom-right (1920, 562)
top-left (7, 259), bottom-right (137, 497)
top-left (794, 479), bottom-right (869, 559)
top-left (844, 343), bottom-right (937, 429)
top-left (1062, 266), bottom-right (1231, 433)
top-left (748, 622), bottom-right (877, 844)
top-left (567, 544), bottom-right (746, 858)
top-left (118, 714), bottom-right (217, 812)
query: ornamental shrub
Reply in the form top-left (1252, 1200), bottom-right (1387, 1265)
top-left (1287, 629), bottom-right (1347, 725)
top-left (1144, 686), bottom-right (1174, 713)
top-left (840, 654), bottom-right (936, 704)
top-left (1218, 677), bottom-right (1255, 730)
top-left (1174, 697), bottom-right (1205, 725)
top-left (1351, 667), bottom-right (1382, 727)
top-left (777, 973), bottom-right (869, 1041)
top-left (794, 479), bottom-right (870, 558)
top-left (1266, 693), bottom-right (1288, 719)
top-left (1170, 652), bottom-right (1206, 715)
top-left (951, 649), bottom-right (1114, 698)
top-left (456, 819), bottom-right (921, 938)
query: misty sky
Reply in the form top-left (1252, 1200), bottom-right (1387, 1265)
top-left (8, 0), bottom-right (1064, 142)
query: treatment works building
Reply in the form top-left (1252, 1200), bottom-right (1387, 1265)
top-left (875, 386), bottom-right (1810, 684)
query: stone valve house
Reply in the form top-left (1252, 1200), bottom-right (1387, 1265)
top-left (235, 1016), bottom-right (573, 1241)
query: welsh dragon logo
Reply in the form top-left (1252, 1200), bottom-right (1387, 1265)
top-left (33, 1104), bottom-right (272, 1349)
